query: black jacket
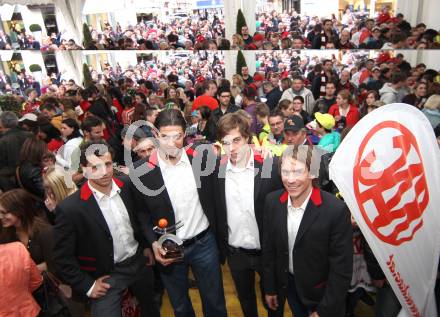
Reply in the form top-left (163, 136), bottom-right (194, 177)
top-left (213, 153), bottom-right (283, 262)
top-left (211, 104), bottom-right (239, 126)
top-left (132, 145), bottom-right (218, 246)
top-left (262, 188), bottom-right (353, 317)
top-left (17, 161), bottom-right (45, 199)
top-left (53, 176), bottom-right (149, 295)
top-left (265, 88), bottom-right (283, 111)
top-left (0, 128), bottom-right (33, 191)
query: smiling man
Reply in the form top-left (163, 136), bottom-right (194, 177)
top-left (53, 140), bottom-right (159, 317)
top-left (262, 145), bottom-right (353, 317)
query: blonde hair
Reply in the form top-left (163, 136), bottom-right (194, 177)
top-left (423, 94), bottom-right (440, 110)
top-left (43, 167), bottom-right (77, 205)
top-left (232, 74), bottom-right (245, 90)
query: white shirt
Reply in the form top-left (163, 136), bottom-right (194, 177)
top-left (56, 137), bottom-right (83, 169)
top-left (287, 188), bottom-right (313, 274)
top-left (158, 151), bottom-right (209, 240)
top-left (86, 180), bottom-right (138, 297)
top-left (225, 152), bottom-right (260, 249)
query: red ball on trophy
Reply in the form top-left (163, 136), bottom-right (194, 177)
top-left (158, 218), bottom-right (168, 229)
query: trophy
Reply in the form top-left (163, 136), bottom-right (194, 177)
top-left (153, 219), bottom-right (184, 260)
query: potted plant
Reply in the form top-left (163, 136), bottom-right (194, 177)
top-left (236, 50), bottom-right (247, 76)
top-left (83, 23), bottom-right (93, 49)
top-left (29, 64), bottom-right (43, 82)
top-left (83, 63), bottom-right (93, 88)
top-left (28, 24), bottom-right (42, 42)
top-left (236, 9), bottom-right (247, 36)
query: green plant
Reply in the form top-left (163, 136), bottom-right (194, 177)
top-left (236, 50), bottom-right (247, 76)
top-left (29, 64), bottom-right (42, 72)
top-left (82, 23), bottom-right (93, 48)
top-left (29, 24), bottom-right (42, 32)
top-left (0, 95), bottom-right (22, 115)
top-left (82, 63), bottom-right (93, 88)
top-left (236, 9), bottom-right (247, 35)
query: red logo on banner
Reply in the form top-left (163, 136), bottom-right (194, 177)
top-left (353, 121), bottom-right (429, 246)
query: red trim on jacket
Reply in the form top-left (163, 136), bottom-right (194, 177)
top-left (279, 187), bottom-right (322, 206)
top-left (80, 178), bottom-right (125, 201)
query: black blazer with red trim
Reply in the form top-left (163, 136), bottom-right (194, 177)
top-left (213, 152), bottom-right (283, 262)
top-left (132, 145), bottom-right (218, 245)
top-left (262, 187), bottom-right (353, 317)
top-left (52, 176), bottom-right (148, 296)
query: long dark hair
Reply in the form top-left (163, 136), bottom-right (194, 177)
top-left (0, 189), bottom-right (47, 243)
top-left (19, 137), bottom-right (48, 166)
top-left (62, 118), bottom-right (81, 140)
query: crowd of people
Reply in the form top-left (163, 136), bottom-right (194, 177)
top-left (84, 9), bottom-right (226, 50)
top-left (0, 51), bottom-right (440, 317)
top-left (0, 28), bottom-right (83, 50)
top-left (232, 6), bottom-right (440, 50)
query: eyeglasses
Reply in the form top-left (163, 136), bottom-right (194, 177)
top-left (220, 94), bottom-right (231, 98)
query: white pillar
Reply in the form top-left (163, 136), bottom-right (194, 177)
top-left (243, 50), bottom-right (256, 76)
top-left (224, 50), bottom-right (238, 81)
top-left (395, 0), bottom-right (420, 26)
top-left (420, 0), bottom-right (439, 31)
top-left (242, 0), bottom-right (256, 35)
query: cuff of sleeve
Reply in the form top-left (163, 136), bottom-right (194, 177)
top-left (86, 281), bottom-right (96, 297)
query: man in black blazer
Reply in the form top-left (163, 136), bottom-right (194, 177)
top-left (53, 140), bottom-right (160, 317)
top-left (214, 112), bottom-right (283, 317)
top-left (132, 109), bottom-right (227, 317)
top-left (263, 145), bottom-right (353, 317)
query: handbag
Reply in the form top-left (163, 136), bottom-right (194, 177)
top-left (34, 271), bottom-right (71, 317)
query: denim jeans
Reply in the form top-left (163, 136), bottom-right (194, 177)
top-left (375, 284), bottom-right (401, 317)
top-left (160, 231), bottom-right (227, 317)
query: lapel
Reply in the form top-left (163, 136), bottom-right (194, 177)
top-left (79, 179), bottom-right (126, 236)
top-left (253, 152), bottom-right (264, 204)
top-left (294, 187), bottom-right (323, 248)
top-left (218, 155), bottom-right (228, 213)
top-left (279, 191), bottom-right (290, 251)
top-left (146, 150), bottom-right (175, 219)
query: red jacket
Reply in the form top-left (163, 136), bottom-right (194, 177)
top-left (328, 104), bottom-right (360, 127)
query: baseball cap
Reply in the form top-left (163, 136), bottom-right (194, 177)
top-left (18, 113), bottom-right (38, 122)
top-left (314, 113), bottom-right (335, 130)
top-left (253, 33), bottom-right (265, 42)
top-left (284, 115), bottom-right (304, 132)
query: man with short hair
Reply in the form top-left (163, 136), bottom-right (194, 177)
top-left (40, 98), bottom-right (63, 131)
top-left (81, 116), bottom-right (105, 142)
top-left (212, 87), bottom-right (239, 126)
top-left (242, 86), bottom-right (260, 135)
top-left (314, 82), bottom-right (337, 113)
top-left (283, 115), bottom-right (312, 146)
top-left (311, 59), bottom-right (336, 100)
top-left (312, 19), bottom-right (337, 49)
top-left (379, 72), bottom-right (407, 104)
top-left (263, 82), bottom-right (283, 111)
top-left (263, 145), bottom-right (353, 317)
top-left (53, 140), bottom-right (159, 317)
top-left (214, 112), bottom-right (282, 317)
top-left (242, 66), bottom-right (253, 86)
top-left (134, 109), bottom-right (227, 317)
top-left (0, 111), bottom-right (33, 191)
top-left (241, 26), bottom-right (253, 46)
top-left (280, 76), bottom-right (315, 115)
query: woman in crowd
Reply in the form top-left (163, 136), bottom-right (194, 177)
top-left (360, 90), bottom-right (380, 117)
top-left (37, 117), bottom-right (64, 153)
top-left (402, 81), bottom-right (428, 109)
top-left (0, 241), bottom-right (43, 317)
top-left (56, 118), bottom-right (83, 169)
top-left (197, 105), bottom-right (216, 142)
top-left (0, 189), bottom-right (54, 273)
top-left (292, 96), bottom-right (311, 125)
top-left (16, 137), bottom-right (49, 200)
top-left (328, 89), bottom-right (360, 130)
top-left (277, 99), bottom-right (295, 117)
top-left (42, 166), bottom-right (77, 212)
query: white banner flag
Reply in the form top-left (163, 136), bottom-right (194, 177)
top-left (329, 103), bottom-right (440, 317)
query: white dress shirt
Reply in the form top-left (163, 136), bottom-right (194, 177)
top-left (225, 151), bottom-right (260, 249)
top-left (86, 180), bottom-right (138, 297)
top-left (158, 151), bottom-right (209, 240)
top-left (287, 188), bottom-right (313, 274)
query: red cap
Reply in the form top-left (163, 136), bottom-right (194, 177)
top-left (196, 75), bottom-right (206, 83)
top-left (253, 33), bottom-right (264, 42)
top-left (196, 35), bottom-right (206, 43)
top-left (253, 73), bottom-right (264, 82)
top-left (191, 95), bottom-right (219, 111)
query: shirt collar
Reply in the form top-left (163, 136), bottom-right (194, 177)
top-left (287, 187), bottom-right (313, 212)
top-left (157, 149), bottom-right (189, 170)
top-left (226, 148), bottom-right (254, 172)
top-left (88, 180), bottom-right (121, 201)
